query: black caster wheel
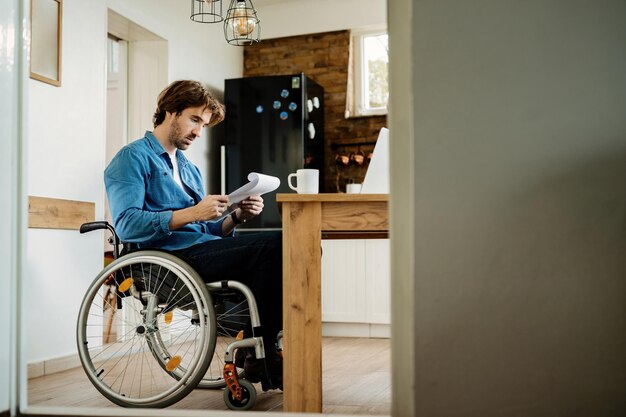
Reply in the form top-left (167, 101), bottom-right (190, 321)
top-left (223, 379), bottom-right (257, 410)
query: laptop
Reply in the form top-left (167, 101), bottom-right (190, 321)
top-left (360, 127), bottom-right (389, 194)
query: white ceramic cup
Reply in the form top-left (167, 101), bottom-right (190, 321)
top-left (346, 183), bottom-right (362, 194)
top-left (288, 169), bottom-right (319, 194)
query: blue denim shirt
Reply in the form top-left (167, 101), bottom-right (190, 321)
top-left (104, 131), bottom-right (227, 250)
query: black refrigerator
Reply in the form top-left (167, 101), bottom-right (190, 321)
top-left (221, 73), bottom-right (324, 231)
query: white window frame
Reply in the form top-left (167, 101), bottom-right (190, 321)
top-left (351, 26), bottom-right (388, 117)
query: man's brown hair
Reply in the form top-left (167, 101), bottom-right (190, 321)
top-left (152, 80), bottom-right (225, 128)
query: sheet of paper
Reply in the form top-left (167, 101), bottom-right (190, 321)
top-left (228, 172), bottom-right (281, 204)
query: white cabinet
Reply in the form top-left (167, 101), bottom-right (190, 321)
top-left (364, 239), bottom-right (391, 324)
top-left (321, 239), bottom-right (390, 338)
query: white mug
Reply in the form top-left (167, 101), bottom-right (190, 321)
top-left (288, 169), bottom-right (319, 194)
top-left (346, 183), bottom-right (362, 194)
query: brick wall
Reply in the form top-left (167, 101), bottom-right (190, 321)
top-left (244, 30), bottom-right (387, 192)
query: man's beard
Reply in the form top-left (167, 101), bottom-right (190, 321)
top-left (168, 118), bottom-right (192, 150)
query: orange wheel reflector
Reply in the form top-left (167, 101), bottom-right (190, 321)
top-left (236, 330), bottom-right (245, 340)
top-left (163, 311), bottom-right (173, 324)
top-left (166, 355), bottom-right (182, 372)
top-left (118, 278), bottom-right (134, 292)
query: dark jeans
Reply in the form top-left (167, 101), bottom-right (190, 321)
top-left (174, 231), bottom-right (283, 357)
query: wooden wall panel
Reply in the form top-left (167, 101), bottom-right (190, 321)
top-left (28, 196), bottom-right (95, 230)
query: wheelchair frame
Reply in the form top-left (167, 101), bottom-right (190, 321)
top-left (76, 221), bottom-right (273, 410)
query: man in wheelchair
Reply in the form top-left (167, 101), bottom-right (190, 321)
top-left (104, 80), bottom-right (283, 391)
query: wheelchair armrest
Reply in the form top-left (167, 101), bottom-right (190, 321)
top-left (80, 221), bottom-right (111, 234)
top-left (80, 221), bottom-right (122, 259)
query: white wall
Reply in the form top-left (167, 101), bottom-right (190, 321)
top-left (387, 0), bottom-right (414, 415)
top-left (26, 0), bottom-right (242, 365)
top-left (405, 0), bottom-right (626, 415)
top-left (257, 0), bottom-right (386, 38)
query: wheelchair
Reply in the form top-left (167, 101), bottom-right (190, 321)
top-left (76, 221), bottom-right (282, 410)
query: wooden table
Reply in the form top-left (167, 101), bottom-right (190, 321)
top-left (277, 193), bottom-right (389, 413)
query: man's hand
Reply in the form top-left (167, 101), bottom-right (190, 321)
top-left (195, 195), bottom-right (229, 221)
top-left (237, 195), bottom-right (264, 222)
top-left (169, 194), bottom-right (229, 231)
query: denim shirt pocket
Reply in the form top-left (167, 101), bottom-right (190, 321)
top-left (146, 169), bottom-right (177, 208)
top-left (179, 162), bottom-right (204, 202)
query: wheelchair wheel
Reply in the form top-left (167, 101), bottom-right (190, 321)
top-left (76, 250), bottom-right (216, 408)
top-left (223, 379), bottom-right (257, 411)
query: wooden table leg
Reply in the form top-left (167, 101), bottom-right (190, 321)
top-left (282, 201), bottom-right (323, 413)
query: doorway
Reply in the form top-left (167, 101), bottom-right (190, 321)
top-left (103, 9), bottom-right (168, 344)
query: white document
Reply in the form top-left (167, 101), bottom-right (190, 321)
top-left (228, 172), bottom-right (281, 204)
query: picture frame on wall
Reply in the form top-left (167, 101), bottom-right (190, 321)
top-left (30, 0), bottom-right (62, 86)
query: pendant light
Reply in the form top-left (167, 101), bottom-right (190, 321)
top-left (190, 0), bottom-right (223, 24)
top-left (224, 0), bottom-right (260, 46)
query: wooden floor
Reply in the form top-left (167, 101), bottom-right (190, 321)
top-left (28, 337), bottom-right (391, 415)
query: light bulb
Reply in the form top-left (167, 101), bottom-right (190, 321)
top-left (231, 1), bottom-right (256, 37)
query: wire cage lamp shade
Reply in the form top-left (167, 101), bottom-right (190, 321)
top-left (224, 0), bottom-right (261, 46)
top-left (190, 0), bottom-right (223, 23)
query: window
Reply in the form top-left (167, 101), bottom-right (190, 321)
top-left (347, 27), bottom-right (389, 117)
